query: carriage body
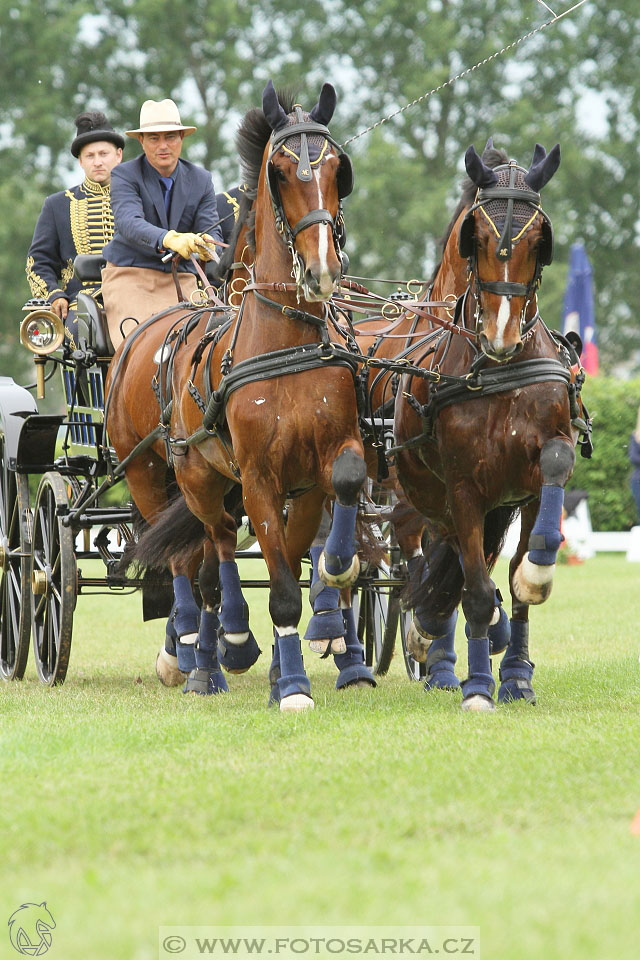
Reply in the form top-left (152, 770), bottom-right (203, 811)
top-left (0, 260), bottom-right (158, 685)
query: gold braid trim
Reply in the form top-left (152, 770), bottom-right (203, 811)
top-left (69, 179), bottom-right (115, 256)
top-left (25, 255), bottom-right (50, 298)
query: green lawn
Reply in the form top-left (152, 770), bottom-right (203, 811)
top-left (1, 555), bottom-right (639, 960)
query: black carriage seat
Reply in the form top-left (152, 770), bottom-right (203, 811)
top-left (73, 255), bottom-right (114, 357)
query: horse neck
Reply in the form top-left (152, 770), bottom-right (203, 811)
top-left (431, 208), bottom-right (469, 304)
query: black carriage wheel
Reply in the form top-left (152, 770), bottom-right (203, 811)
top-left (31, 472), bottom-right (77, 685)
top-left (355, 574), bottom-right (400, 676)
top-left (0, 439), bottom-right (31, 681)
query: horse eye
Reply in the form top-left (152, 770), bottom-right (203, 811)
top-left (275, 168), bottom-right (287, 182)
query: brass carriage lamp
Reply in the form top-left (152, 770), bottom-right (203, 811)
top-left (19, 303), bottom-right (65, 399)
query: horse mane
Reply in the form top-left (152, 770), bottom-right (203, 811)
top-left (429, 145), bottom-right (509, 283)
top-left (233, 87), bottom-right (297, 251)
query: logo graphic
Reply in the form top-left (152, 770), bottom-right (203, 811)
top-left (8, 903), bottom-right (56, 956)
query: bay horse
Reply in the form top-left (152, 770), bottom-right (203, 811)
top-left (393, 142), bottom-right (591, 711)
top-left (304, 142), bottom-right (513, 683)
top-left (109, 80), bottom-right (372, 711)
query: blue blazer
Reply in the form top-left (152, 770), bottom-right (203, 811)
top-left (103, 154), bottom-right (222, 274)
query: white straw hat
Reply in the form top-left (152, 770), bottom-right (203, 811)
top-left (125, 99), bottom-right (196, 137)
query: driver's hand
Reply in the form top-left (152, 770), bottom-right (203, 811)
top-left (163, 230), bottom-right (218, 262)
top-left (50, 296), bottom-right (68, 319)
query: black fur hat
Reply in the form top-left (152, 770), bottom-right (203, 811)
top-left (71, 111), bottom-right (125, 158)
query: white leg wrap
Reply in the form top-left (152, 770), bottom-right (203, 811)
top-left (224, 631), bottom-right (250, 645)
top-left (179, 632), bottom-right (198, 645)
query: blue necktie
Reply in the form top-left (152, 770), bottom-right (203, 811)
top-left (159, 176), bottom-right (173, 215)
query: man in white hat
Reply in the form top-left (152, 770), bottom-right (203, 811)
top-left (102, 98), bottom-right (223, 347)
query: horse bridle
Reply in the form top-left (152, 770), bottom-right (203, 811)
top-left (266, 107), bottom-right (353, 291)
top-left (458, 160), bottom-right (554, 336)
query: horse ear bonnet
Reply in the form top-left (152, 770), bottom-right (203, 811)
top-left (337, 154), bottom-right (353, 199)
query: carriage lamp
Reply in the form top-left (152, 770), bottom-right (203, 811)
top-left (20, 308), bottom-right (65, 400)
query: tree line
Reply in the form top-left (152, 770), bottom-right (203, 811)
top-left (1, 0), bottom-right (638, 384)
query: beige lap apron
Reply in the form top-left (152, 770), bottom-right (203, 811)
top-left (101, 263), bottom-right (199, 348)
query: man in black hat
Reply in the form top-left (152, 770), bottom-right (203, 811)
top-left (26, 111), bottom-right (124, 345)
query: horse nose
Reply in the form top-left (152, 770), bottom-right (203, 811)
top-left (304, 259), bottom-right (339, 300)
top-left (479, 334), bottom-right (523, 362)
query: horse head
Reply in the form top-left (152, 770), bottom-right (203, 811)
top-left (260, 79), bottom-right (353, 301)
top-left (459, 142), bottom-right (560, 362)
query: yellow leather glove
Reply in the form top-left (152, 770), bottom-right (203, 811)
top-left (162, 230), bottom-right (217, 262)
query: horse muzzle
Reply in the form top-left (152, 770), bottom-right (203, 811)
top-left (479, 333), bottom-right (523, 363)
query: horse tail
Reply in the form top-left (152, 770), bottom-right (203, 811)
top-left (402, 505), bottom-right (519, 618)
top-left (121, 495), bottom-right (207, 575)
top-left (402, 539), bottom-right (463, 620)
top-left (483, 504), bottom-right (519, 571)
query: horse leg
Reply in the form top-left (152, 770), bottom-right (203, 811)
top-left (182, 539), bottom-right (228, 696)
top-left (512, 438), bottom-right (575, 604)
top-left (243, 479), bottom-right (312, 712)
top-left (213, 511), bottom-right (261, 676)
top-left (451, 498), bottom-right (497, 712)
top-left (318, 447), bottom-right (367, 588)
top-left (404, 552), bottom-right (461, 689)
top-left (285, 492), bottom-right (346, 656)
top-left (499, 502), bottom-right (539, 704)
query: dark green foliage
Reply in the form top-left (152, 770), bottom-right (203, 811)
top-left (569, 377), bottom-right (640, 531)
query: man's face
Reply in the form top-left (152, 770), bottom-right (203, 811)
top-left (78, 141), bottom-right (123, 184)
top-left (138, 131), bottom-right (184, 176)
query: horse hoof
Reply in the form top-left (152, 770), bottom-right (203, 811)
top-left (341, 679), bottom-right (376, 689)
top-left (317, 551), bottom-right (360, 589)
top-left (406, 620), bottom-right (431, 662)
top-left (308, 637), bottom-right (347, 655)
top-left (461, 694), bottom-right (496, 712)
top-left (512, 555), bottom-right (555, 605)
top-left (280, 694), bottom-right (315, 713)
top-left (155, 648), bottom-right (187, 687)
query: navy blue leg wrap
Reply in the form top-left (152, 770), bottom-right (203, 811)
top-left (498, 620), bottom-right (536, 704)
top-left (175, 637), bottom-right (197, 673)
top-left (268, 639), bottom-right (281, 706)
top-left (464, 582), bottom-right (510, 656)
top-left (334, 606), bottom-right (376, 689)
top-left (528, 485), bottom-right (564, 565)
top-left (422, 610), bottom-right (460, 691)
top-left (304, 545), bottom-right (345, 642)
top-left (172, 576), bottom-right (200, 637)
top-left (218, 561), bottom-right (250, 633)
top-left (183, 608), bottom-right (228, 695)
top-left (216, 561), bottom-right (261, 671)
top-left (461, 637), bottom-right (495, 701)
top-left (165, 607), bottom-right (178, 656)
top-left (323, 502), bottom-right (358, 576)
top-left (275, 633), bottom-right (311, 700)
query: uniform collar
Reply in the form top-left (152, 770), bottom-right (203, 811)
top-left (82, 177), bottom-right (111, 196)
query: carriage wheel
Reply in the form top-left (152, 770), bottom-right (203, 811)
top-left (30, 472), bottom-right (77, 685)
top-left (355, 573), bottom-right (406, 676)
top-left (0, 440), bottom-right (31, 681)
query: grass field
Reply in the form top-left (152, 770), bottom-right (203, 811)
top-left (1, 554), bottom-right (639, 960)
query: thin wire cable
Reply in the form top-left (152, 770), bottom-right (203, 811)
top-left (342, 0), bottom-right (588, 146)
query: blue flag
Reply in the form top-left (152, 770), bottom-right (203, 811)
top-left (562, 242), bottom-right (598, 375)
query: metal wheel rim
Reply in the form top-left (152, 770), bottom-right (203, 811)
top-left (0, 440), bottom-right (32, 681)
top-left (31, 472), bottom-right (76, 685)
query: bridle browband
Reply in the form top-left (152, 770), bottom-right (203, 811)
top-left (266, 107), bottom-right (352, 294)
